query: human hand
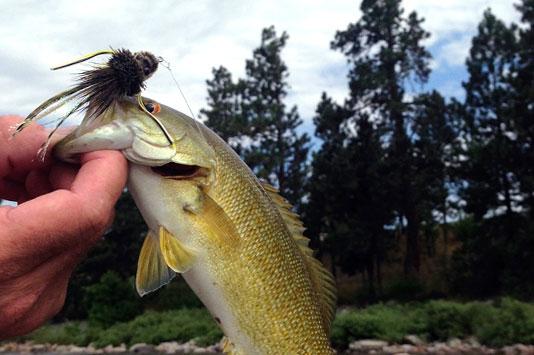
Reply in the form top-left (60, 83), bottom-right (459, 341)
top-left (0, 115), bottom-right (127, 339)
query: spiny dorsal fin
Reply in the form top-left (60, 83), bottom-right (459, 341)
top-left (260, 181), bottom-right (337, 334)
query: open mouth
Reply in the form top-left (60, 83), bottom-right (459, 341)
top-left (152, 162), bottom-right (203, 179)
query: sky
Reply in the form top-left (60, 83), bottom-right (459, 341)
top-left (0, 0), bottom-right (523, 137)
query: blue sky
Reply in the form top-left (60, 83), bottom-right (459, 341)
top-left (0, 0), bottom-right (522, 136)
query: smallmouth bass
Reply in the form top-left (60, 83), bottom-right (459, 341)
top-left (52, 96), bottom-right (337, 354)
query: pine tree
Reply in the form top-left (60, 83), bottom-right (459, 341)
top-left (305, 93), bottom-right (350, 258)
top-left (241, 26), bottom-right (310, 206)
top-left (331, 0), bottom-right (432, 276)
top-left (200, 27), bottom-right (310, 207)
top-left (306, 91), bottom-right (394, 298)
top-left (449, 7), bottom-right (534, 297)
top-left (461, 9), bottom-right (519, 219)
top-left (411, 91), bottom-right (458, 256)
top-left (513, 0), bottom-right (534, 216)
top-left (201, 66), bottom-right (247, 155)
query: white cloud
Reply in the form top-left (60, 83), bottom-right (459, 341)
top-left (0, 0), bottom-right (522, 130)
top-left (437, 34), bottom-right (473, 67)
top-left (404, 0), bottom-right (520, 69)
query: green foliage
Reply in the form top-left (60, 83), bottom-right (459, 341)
top-left (460, 9), bottom-right (519, 220)
top-left (470, 298), bottom-right (534, 346)
top-left (21, 322), bottom-right (90, 346)
top-left (200, 66), bottom-right (246, 155)
top-left (332, 298), bottom-right (534, 349)
top-left (425, 300), bottom-right (470, 340)
top-left (90, 309), bottom-right (222, 348)
top-left (332, 303), bottom-right (427, 348)
top-left (22, 299), bottom-right (534, 350)
top-left (83, 271), bottom-right (141, 328)
top-left (240, 26), bottom-right (311, 207)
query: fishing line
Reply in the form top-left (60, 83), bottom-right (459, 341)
top-left (158, 57), bottom-right (208, 140)
top-left (158, 57), bottom-right (197, 120)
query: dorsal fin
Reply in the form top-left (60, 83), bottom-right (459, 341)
top-left (260, 181), bottom-right (337, 334)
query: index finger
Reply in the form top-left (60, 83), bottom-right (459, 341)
top-left (0, 149), bottom-right (127, 264)
top-left (0, 115), bottom-right (51, 176)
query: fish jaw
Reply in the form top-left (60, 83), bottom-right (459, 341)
top-left (53, 120), bottom-right (134, 163)
top-left (53, 97), bottom-right (216, 170)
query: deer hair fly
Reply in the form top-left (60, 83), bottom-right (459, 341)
top-left (11, 48), bottom-right (162, 160)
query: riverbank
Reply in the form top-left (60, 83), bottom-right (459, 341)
top-left (0, 340), bottom-right (221, 354)
top-left (2, 339), bottom-right (534, 354)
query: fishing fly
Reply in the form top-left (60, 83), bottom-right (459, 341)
top-left (12, 48), bottom-right (165, 160)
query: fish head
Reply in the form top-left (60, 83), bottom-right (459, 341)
top-left (54, 96), bottom-right (217, 183)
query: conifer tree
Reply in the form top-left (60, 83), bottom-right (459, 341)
top-left (513, 0), bottom-right (534, 216)
top-left (331, 0), bottom-right (432, 275)
top-left (241, 26), bottom-right (311, 206)
top-left (201, 27), bottom-right (309, 207)
top-left (201, 66), bottom-right (246, 155)
top-left (461, 9), bottom-right (519, 219)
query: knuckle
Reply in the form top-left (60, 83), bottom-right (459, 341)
top-left (0, 291), bottom-right (40, 328)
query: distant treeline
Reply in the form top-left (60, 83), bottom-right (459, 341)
top-left (57, 0), bottom-right (534, 321)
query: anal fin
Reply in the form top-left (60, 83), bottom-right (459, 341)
top-left (136, 230), bottom-right (176, 297)
top-left (159, 226), bottom-right (197, 273)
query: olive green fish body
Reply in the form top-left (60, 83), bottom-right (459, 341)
top-left (54, 98), bottom-right (336, 354)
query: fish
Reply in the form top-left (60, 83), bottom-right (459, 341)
top-left (53, 96), bottom-right (337, 354)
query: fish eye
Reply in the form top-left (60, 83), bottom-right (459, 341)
top-left (144, 67), bottom-right (151, 76)
top-left (145, 102), bottom-right (161, 114)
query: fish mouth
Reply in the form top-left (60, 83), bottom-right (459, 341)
top-left (151, 162), bottom-right (210, 180)
top-left (53, 96), bottom-right (217, 176)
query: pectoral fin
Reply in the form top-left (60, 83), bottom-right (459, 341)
top-left (186, 191), bottom-right (240, 250)
top-left (159, 226), bottom-right (196, 273)
top-left (136, 230), bottom-right (176, 297)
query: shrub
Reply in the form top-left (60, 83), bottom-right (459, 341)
top-left (331, 303), bottom-right (427, 348)
top-left (471, 298), bottom-right (534, 346)
top-left (90, 309), bottom-right (223, 348)
top-left (425, 300), bottom-right (470, 340)
top-left (83, 271), bottom-right (142, 328)
top-left (21, 322), bottom-right (89, 346)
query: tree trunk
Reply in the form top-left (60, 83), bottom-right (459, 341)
top-left (376, 251), bottom-right (382, 297)
top-left (442, 201), bottom-right (449, 265)
top-left (404, 198), bottom-right (421, 276)
top-left (366, 258), bottom-right (376, 301)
